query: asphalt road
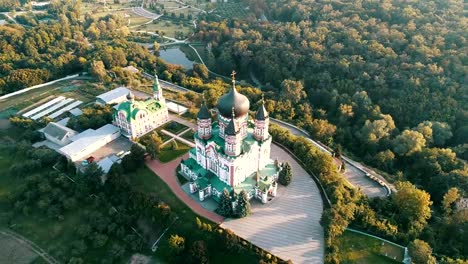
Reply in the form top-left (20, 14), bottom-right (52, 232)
top-left (270, 119), bottom-right (389, 198)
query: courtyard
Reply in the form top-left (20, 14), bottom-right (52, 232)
top-left (221, 144), bottom-right (325, 263)
top-left (146, 143), bottom-right (325, 264)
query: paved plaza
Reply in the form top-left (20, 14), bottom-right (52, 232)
top-left (222, 144), bottom-right (325, 263)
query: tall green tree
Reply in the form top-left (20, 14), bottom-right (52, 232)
top-left (278, 162), bottom-right (292, 186)
top-left (393, 181), bottom-right (432, 236)
top-left (408, 239), bottom-right (437, 264)
top-left (235, 190), bottom-right (251, 218)
top-left (217, 188), bottom-right (233, 217)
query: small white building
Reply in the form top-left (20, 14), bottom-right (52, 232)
top-left (41, 122), bottom-right (78, 146)
top-left (58, 124), bottom-right (121, 161)
top-left (166, 101), bottom-right (188, 115)
top-left (96, 87), bottom-right (131, 105)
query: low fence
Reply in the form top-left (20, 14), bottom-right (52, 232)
top-left (346, 228), bottom-right (411, 264)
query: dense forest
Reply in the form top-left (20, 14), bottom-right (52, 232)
top-left (1, 0), bottom-right (467, 263)
top-left (194, 0), bottom-right (468, 262)
top-left (0, 0), bottom-right (171, 94)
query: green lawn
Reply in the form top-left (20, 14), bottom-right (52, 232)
top-left (161, 120), bottom-right (190, 134)
top-left (134, 19), bottom-right (192, 39)
top-left (337, 230), bottom-right (405, 264)
top-left (180, 129), bottom-right (195, 142)
top-left (158, 140), bottom-right (190, 162)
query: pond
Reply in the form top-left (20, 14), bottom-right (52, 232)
top-left (159, 47), bottom-right (194, 69)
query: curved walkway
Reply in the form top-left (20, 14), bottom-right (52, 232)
top-left (222, 144), bottom-right (324, 263)
top-left (145, 155), bottom-right (224, 224)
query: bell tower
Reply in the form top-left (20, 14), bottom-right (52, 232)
top-left (197, 97), bottom-right (212, 139)
top-left (225, 107), bottom-right (241, 156)
top-left (254, 95), bottom-right (269, 141)
top-left (153, 73), bottom-right (165, 103)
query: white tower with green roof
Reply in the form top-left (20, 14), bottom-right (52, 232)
top-left (153, 73), bottom-right (165, 104)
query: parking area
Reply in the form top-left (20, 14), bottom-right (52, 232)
top-left (75, 136), bottom-right (133, 169)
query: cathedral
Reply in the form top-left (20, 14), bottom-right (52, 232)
top-left (180, 72), bottom-right (280, 204)
top-left (113, 74), bottom-right (169, 139)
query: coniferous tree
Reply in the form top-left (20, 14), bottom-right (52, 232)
top-left (217, 188), bottom-right (233, 217)
top-left (235, 190), bottom-right (251, 218)
top-left (278, 162), bottom-right (292, 186)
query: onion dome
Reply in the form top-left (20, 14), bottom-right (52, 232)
top-left (218, 70), bottom-right (250, 117)
top-left (225, 108), bottom-right (239, 135)
top-left (197, 102), bottom-right (211, 119)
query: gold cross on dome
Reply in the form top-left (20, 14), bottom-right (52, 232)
top-left (231, 70), bottom-right (236, 81)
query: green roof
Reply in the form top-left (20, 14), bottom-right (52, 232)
top-left (182, 158), bottom-right (207, 177)
top-left (189, 148), bottom-right (196, 156)
top-left (210, 176), bottom-right (232, 194)
top-left (197, 103), bottom-right (211, 119)
top-left (195, 126), bottom-right (225, 153)
top-left (116, 98), bottom-right (166, 122)
top-left (255, 103), bottom-right (268, 120)
top-left (196, 177), bottom-right (210, 189)
top-left (153, 74), bottom-right (160, 92)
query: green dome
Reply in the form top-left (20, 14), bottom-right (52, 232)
top-left (225, 117), bottom-right (239, 135)
top-left (197, 103), bottom-right (211, 119)
top-left (255, 104), bottom-right (268, 120)
top-left (217, 88), bottom-right (250, 118)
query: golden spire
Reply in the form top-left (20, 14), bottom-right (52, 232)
top-left (231, 70), bottom-right (237, 89)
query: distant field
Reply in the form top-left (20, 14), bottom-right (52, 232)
top-left (134, 19), bottom-right (192, 38)
top-left (337, 230), bottom-right (405, 264)
top-left (213, 3), bottom-right (250, 19)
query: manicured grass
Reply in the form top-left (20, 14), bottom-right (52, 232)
top-left (180, 129), bottom-right (195, 142)
top-left (161, 120), bottom-right (189, 134)
top-left (0, 147), bottom-right (21, 216)
top-left (158, 140), bottom-right (190, 162)
top-left (337, 230), bottom-right (404, 264)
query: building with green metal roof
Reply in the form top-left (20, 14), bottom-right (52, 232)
top-left (180, 72), bottom-right (281, 205)
top-left (113, 75), bottom-right (169, 139)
